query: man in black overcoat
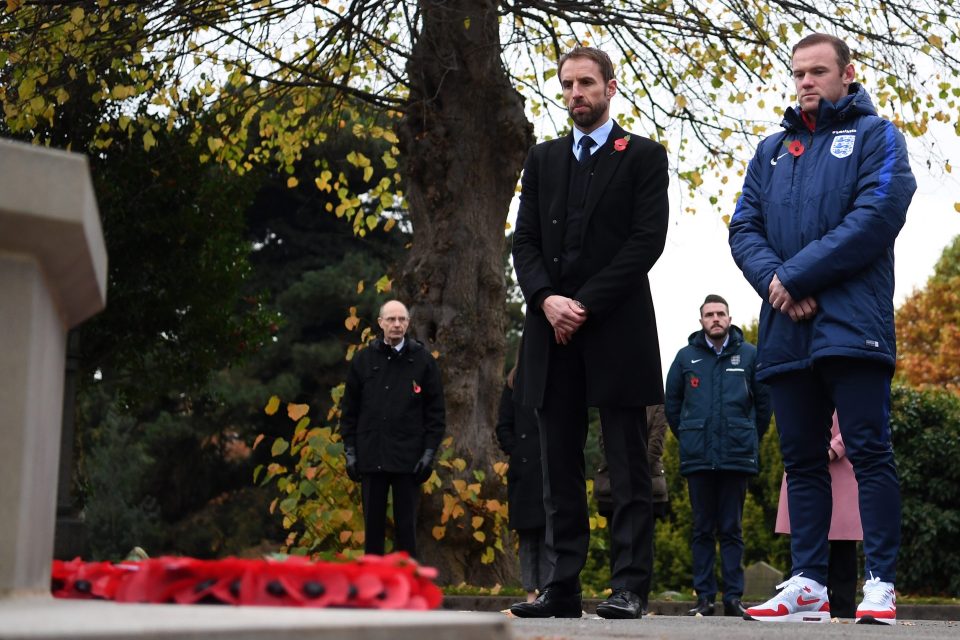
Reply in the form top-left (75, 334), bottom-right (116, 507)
top-left (510, 47), bottom-right (669, 620)
top-left (340, 299), bottom-right (445, 558)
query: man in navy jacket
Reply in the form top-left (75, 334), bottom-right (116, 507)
top-left (729, 33), bottom-right (915, 625)
top-left (665, 294), bottom-right (770, 618)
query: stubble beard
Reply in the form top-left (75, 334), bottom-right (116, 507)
top-left (708, 325), bottom-right (729, 341)
top-left (569, 98), bottom-right (608, 130)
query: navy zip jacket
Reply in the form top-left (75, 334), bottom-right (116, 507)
top-left (729, 84), bottom-right (916, 380)
top-left (664, 325), bottom-right (771, 476)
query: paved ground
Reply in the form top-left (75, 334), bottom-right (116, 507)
top-left (443, 595), bottom-right (960, 621)
top-left (507, 614), bottom-right (960, 639)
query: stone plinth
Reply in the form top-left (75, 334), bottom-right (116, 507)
top-left (0, 138), bottom-right (107, 598)
top-left (0, 598), bottom-right (512, 640)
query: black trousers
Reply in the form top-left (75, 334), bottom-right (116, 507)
top-left (360, 472), bottom-right (419, 557)
top-left (537, 336), bottom-right (654, 596)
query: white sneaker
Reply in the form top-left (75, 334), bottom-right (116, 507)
top-left (743, 574), bottom-right (831, 623)
top-left (856, 574), bottom-right (896, 625)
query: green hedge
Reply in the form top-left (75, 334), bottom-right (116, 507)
top-left (890, 385), bottom-right (960, 596)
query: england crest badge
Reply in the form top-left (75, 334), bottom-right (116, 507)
top-left (831, 134), bottom-right (856, 158)
top-left (731, 355), bottom-right (741, 366)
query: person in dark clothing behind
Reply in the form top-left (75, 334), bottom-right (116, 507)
top-left (339, 299), bottom-right (446, 558)
top-left (665, 294), bottom-right (771, 618)
top-left (595, 403), bottom-right (671, 614)
top-left (495, 362), bottom-right (549, 603)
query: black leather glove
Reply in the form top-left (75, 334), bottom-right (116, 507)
top-left (412, 449), bottom-right (436, 483)
top-left (344, 446), bottom-right (359, 482)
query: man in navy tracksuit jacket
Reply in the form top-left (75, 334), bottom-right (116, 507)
top-left (665, 294), bottom-right (771, 618)
top-left (729, 33), bottom-right (915, 624)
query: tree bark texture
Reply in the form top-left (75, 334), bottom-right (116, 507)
top-left (397, 0), bottom-right (534, 585)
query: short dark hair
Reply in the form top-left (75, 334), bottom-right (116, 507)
top-left (699, 294), bottom-right (729, 316)
top-left (792, 33), bottom-right (851, 70)
top-left (558, 47), bottom-right (615, 83)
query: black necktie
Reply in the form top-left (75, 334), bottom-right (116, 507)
top-left (578, 135), bottom-right (595, 164)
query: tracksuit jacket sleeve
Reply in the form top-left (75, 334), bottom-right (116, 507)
top-left (729, 147), bottom-right (784, 299)
top-left (664, 354), bottom-right (684, 435)
top-left (776, 120), bottom-right (915, 300)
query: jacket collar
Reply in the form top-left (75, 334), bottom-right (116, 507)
top-left (781, 83), bottom-right (877, 132)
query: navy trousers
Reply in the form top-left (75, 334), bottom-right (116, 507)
top-left (686, 470), bottom-right (748, 602)
top-left (768, 357), bottom-right (900, 585)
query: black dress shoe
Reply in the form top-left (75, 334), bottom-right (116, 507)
top-left (510, 588), bottom-right (582, 618)
top-left (596, 589), bottom-right (643, 619)
top-left (686, 597), bottom-right (715, 616)
top-left (723, 598), bottom-right (746, 617)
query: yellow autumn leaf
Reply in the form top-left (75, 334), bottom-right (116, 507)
top-left (374, 275), bottom-right (392, 293)
top-left (344, 306), bottom-right (360, 331)
top-left (287, 403), bottom-right (310, 421)
top-left (264, 395), bottom-right (281, 415)
top-left (675, 94), bottom-right (688, 110)
top-left (954, 203), bottom-right (960, 213)
top-left (473, 531), bottom-right (486, 542)
top-left (6, 0), bottom-right (25, 14)
top-left (432, 526), bottom-right (446, 540)
top-left (471, 516), bottom-right (484, 529)
top-left (357, 280), bottom-right (364, 294)
top-left (383, 218), bottom-right (396, 232)
top-left (252, 433), bottom-right (265, 449)
top-left (287, 176), bottom-right (299, 188)
top-left (142, 130), bottom-right (156, 151)
top-left (339, 530), bottom-right (352, 543)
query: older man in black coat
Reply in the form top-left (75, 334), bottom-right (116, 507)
top-left (510, 47), bottom-right (669, 620)
top-left (340, 299), bottom-right (445, 558)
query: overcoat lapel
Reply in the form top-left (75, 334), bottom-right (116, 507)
top-left (580, 124), bottom-right (628, 243)
top-left (546, 134), bottom-right (573, 226)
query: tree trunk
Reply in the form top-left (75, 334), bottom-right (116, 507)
top-left (397, 0), bottom-right (534, 586)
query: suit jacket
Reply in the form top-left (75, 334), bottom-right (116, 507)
top-left (512, 122), bottom-right (669, 408)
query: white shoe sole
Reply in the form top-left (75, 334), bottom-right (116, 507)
top-left (745, 611), bottom-right (831, 623)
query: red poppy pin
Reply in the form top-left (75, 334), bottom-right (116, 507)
top-left (613, 135), bottom-right (630, 152)
top-left (787, 140), bottom-right (805, 157)
top-left (690, 376), bottom-right (700, 389)
top-left (412, 381), bottom-right (421, 394)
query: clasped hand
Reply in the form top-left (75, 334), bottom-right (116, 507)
top-left (542, 295), bottom-right (587, 344)
top-left (768, 274), bottom-right (818, 323)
